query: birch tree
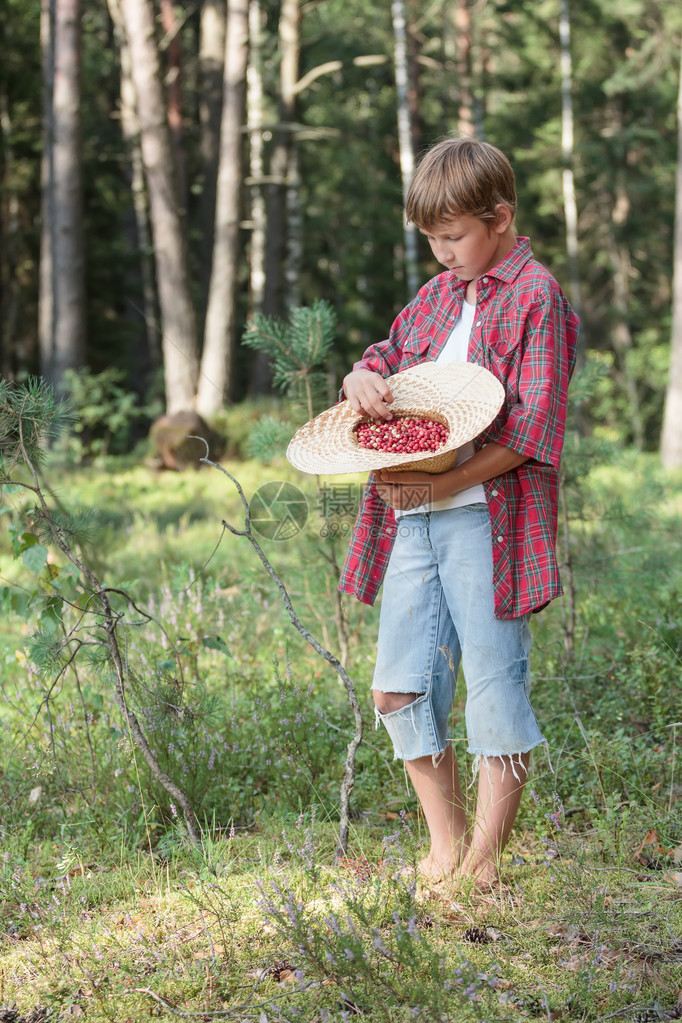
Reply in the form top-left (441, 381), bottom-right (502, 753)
top-left (107, 0), bottom-right (158, 370)
top-left (159, 0), bottom-right (187, 208)
top-left (39, 0), bottom-right (85, 393)
top-left (660, 43), bottom-right (682, 468)
top-left (559, 0), bottom-right (582, 335)
top-left (391, 0), bottom-right (419, 296)
top-left (262, 0), bottom-right (300, 318)
top-left (198, 0), bottom-right (227, 311)
top-left (454, 0), bottom-right (475, 138)
top-left (196, 0), bottom-right (249, 414)
top-left (119, 0), bottom-right (199, 414)
top-left (247, 0), bottom-right (266, 315)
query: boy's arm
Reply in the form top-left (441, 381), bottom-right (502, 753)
top-left (376, 281), bottom-right (578, 510)
top-left (491, 285), bottom-right (578, 470)
top-left (339, 291), bottom-right (424, 417)
top-left (375, 442), bottom-right (528, 509)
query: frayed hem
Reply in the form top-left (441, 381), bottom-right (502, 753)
top-left (391, 744), bottom-right (450, 769)
top-left (469, 740), bottom-right (550, 788)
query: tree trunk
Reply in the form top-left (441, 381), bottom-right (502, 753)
top-left (406, 0), bottom-right (422, 153)
top-left (608, 213), bottom-right (644, 450)
top-left (195, 0), bottom-right (249, 415)
top-left (245, 0), bottom-right (272, 395)
top-left (597, 104), bottom-right (644, 451)
top-left (391, 0), bottom-right (419, 297)
top-left (442, 0), bottom-right (479, 139)
top-left (0, 95), bottom-right (21, 380)
top-left (39, 0), bottom-right (85, 394)
top-left (119, 0), bottom-right (199, 414)
top-left (247, 0), bottom-right (265, 312)
top-left (108, 0), bottom-right (160, 375)
top-left (661, 44), bottom-right (682, 467)
top-left (159, 0), bottom-right (187, 209)
top-left (262, 0), bottom-right (300, 319)
top-left (559, 0), bottom-right (582, 338)
top-left (284, 145), bottom-right (302, 310)
top-left (454, 0), bottom-right (474, 138)
top-left (198, 0), bottom-right (227, 324)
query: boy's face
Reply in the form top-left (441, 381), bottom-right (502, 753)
top-left (419, 209), bottom-right (515, 284)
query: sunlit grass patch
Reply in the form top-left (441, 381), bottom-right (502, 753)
top-left (3, 819), bottom-right (681, 1021)
top-left (1, 438), bottom-right (681, 1020)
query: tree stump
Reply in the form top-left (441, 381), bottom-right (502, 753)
top-left (149, 411), bottom-right (223, 470)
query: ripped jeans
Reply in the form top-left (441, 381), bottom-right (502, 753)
top-left (372, 505), bottom-right (545, 766)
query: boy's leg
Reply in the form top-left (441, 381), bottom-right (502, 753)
top-left (459, 752), bottom-right (529, 885)
top-left (373, 679), bottom-right (467, 880)
top-left (429, 505), bottom-right (545, 886)
top-left (371, 515), bottom-right (464, 879)
top-left (404, 744), bottom-right (468, 878)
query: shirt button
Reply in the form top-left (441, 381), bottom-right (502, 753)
top-left (482, 276), bottom-right (489, 284)
top-left (496, 535), bottom-right (504, 543)
top-left (476, 319), bottom-right (482, 327)
top-left (491, 489), bottom-right (498, 497)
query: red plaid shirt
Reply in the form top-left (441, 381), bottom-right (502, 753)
top-left (338, 237), bottom-right (580, 618)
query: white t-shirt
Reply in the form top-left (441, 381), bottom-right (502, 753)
top-left (395, 299), bottom-right (487, 517)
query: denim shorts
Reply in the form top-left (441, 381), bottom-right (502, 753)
top-left (372, 504), bottom-right (545, 764)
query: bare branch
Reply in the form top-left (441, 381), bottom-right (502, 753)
top-left (193, 437), bottom-right (363, 857)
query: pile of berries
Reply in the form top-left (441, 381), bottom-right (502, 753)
top-left (355, 416), bottom-right (449, 455)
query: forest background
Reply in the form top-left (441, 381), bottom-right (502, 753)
top-left (1, 0), bottom-right (682, 456)
top-left (1, 0), bottom-right (682, 1021)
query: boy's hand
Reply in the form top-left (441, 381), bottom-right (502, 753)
top-left (375, 469), bottom-right (447, 509)
top-left (343, 369), bottom-right (395, 420)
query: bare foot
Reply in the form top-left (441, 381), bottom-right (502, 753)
top-left (417, 853), bottom-right (456, 882)
top-left (457, 852), bottom-right (499, 889)
top-left (417, 836), bottom-right (470, 882)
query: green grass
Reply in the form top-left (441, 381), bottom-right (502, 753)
top-left (1, 443), bottom-right (681, 1021)
top-left (1, 819), bottom-right (681, 1021)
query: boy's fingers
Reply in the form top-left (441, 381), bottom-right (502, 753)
top-left (378, 469), bottom-right (420, 483)
top-left (345, 371), bottom-right (395, 419)
top-left (375, 380), bottom-right (395, 404)
top-left (356, 391), bottom-right (393, 420)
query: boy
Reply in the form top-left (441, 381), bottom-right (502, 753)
top-left (340, 138), bottom-right (579, 887)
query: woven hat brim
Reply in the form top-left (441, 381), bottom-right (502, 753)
top-left (286, 361), bottom-right (505, 476)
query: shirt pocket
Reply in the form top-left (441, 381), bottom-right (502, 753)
top-left (487, 332), bottom-right (522, 359)
top-left (480, 331), bottom-right (522, 406)
top-left (398, 317), bottom-right (434, 367)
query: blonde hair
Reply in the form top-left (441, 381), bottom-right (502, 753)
top-left (405, 137), bottom-right (517, 229)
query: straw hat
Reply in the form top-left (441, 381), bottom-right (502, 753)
top-left (286, 361), bottom-right (505, 476)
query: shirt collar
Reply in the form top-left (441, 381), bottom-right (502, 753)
top-left (447, 236), bottom-right (534, 292)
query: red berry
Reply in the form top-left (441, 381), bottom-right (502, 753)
top-left (355, 416), bottom-right (449, 455)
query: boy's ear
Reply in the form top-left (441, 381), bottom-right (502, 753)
top-left (493, 204), bottom-right (514, 233)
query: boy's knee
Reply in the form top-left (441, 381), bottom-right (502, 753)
top-left (373, 689), bottom-right (418, 715)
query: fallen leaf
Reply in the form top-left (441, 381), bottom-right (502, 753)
top-left (633, 828), bottom-right (673, 866)
top-left (193, 944), bottom-right (224, 959)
